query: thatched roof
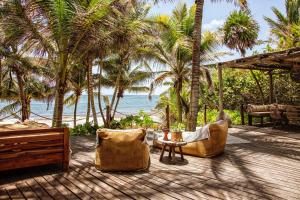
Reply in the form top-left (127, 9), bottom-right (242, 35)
top-left (212, 47), bottom-right (300, 72)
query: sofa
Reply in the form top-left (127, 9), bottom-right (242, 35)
top-left (95, 128), bottom-right (150, 171)
top-left (154, 120), bottom-right (228, 158)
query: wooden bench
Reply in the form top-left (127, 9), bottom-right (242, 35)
top-left (246, 104), bottom-right (271, 125)
top-left (0, 128), bottom-right (70, 172)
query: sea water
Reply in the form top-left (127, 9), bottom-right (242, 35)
top-left (0, 95), bottom-right (159, 118)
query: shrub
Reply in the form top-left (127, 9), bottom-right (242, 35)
top-left (70, 122), bottom-right (100, 136)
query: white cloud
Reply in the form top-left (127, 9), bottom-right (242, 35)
top-left (203, 19), bottom-right (225, 31)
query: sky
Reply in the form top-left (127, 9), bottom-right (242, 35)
top-left (103, 0), bottom-right (285, 95)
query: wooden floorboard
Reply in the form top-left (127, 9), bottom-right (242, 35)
top-left (0, 126), bottom-right (299, 200)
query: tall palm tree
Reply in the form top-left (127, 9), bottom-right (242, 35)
top-left (149, 3), bottom-right (220, 123)
top-left (264, 0), bottom-right (300, 49)
top-left (222, 10), bottom-right (263, 106)
top-left (187, 0), bottom-right (248, 131)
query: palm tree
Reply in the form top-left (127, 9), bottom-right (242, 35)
top-left (0, 0), bottom-right (116, 127)
top-left (65, 64), bottom-right (86, 127)
top-left (187, 0), bottom-right (248, 131)
top-left (222, 10), bottom-right (263, 106)
top-left (150, 3), bottom-right (220, 123)
top-left (97, 60), bottom-right (153, 127)
top-left (264, 0), bottom-right (300, 49)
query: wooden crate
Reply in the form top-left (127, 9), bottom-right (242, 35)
top-left (0, 128), bottom-right (70, 172)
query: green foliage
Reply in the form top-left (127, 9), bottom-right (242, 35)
top-left (71, 122), bottom-right (100, 136)
top-left (110, 110), bottom-right (156, 129)
top-left (137, 110), bottom-right (155, 129)
top-left (223, 10), bottom-right (259, 56)
top-left (197, 109), bottom-right (244, 126)
top-left (171, 122), bottom-right (185, 131)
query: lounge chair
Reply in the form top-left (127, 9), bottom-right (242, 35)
top-left (95, 128), bottom-right (150, 171)
top-left (154, 120), bottom-right (228, 158)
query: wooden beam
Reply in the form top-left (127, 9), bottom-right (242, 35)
top-left (268, 71), bottom-right (274, 104)
top-left (218, 64), bottom-right (224, 117)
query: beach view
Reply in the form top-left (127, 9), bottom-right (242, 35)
top-left (0, 0), bottom-right (300, 199)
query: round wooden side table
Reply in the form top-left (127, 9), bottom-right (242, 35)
top-left (158, 139), bottom-right (187, 162)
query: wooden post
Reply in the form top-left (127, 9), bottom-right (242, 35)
top-left (269, 70), bottom-right (274, 104)
top-left (218, 64), bottom-right (224, 119)
top-left (204, 104), bottom-right (207, 124)
top-left (166, 105), bottom-right (170, 130)
top-left (240, 104), bottom-right (245, 125)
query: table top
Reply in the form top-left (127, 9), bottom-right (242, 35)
top-left (158, 138), bottom-right (187, 146)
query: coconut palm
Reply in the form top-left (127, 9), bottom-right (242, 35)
top-left (97, 60), bottom-right (153, 127)
top-left (264, 0), bottom-right (300, 49)
top-left (149, 3), bottom-right (220, 123)
top-left (0, 0), bottom-right (116, 127)
top-left (64, 64), bottom-right (86, 127)
top-left (187, 0), bottom-right (248, 131)
top-left (222, 10), bottom-right (264, 105)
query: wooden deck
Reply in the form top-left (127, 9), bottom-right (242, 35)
top-left (1, 125), bottom-right (300, 200)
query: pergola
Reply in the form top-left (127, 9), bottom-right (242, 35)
top-left (209, 47), bottom-right (300, 123)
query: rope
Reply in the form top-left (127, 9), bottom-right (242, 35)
top-left (0, 110), bottom-right (21, 121)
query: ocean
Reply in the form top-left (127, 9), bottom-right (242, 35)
top-left (0, 95), bottom-right (159, 118)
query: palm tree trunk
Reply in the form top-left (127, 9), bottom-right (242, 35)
top-left (87, 57), bottom-right (98, 125)
top-left (16, 72), bottom-right (29, 121)
top-left (97, 65), bottom-right (106, 125)
top-left (112, 94), bottom-right (121, 120)
top-left (86, 76), bottom-right (90, 123)
top-left (250, 70), bottom-right (265, 104)
top-left (0, 58), bottom-right (2, 96)
top-left (175, 81), bottom-right (183, 123)
top-left (53, 53), bottom-right (68, 127)
top-left (73, 94), bottom-right (79, 127)
top-left (187, 0), bottom-right (204, 131)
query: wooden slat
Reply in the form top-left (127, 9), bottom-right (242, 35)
top-left (34, 176), bottom-right (67, 200)
top-left (0, 132), bottom-right (63, 144)
top-left (0, 148), bottom-right (63, 159)
top-left (25, 179), bottom-right (52, 200)
top-left (16, 181), bottom-right (40, 200)
top-left (0, 188), bottom-right (10, 200)
top-left (0, 140), bottom-right (63, 153)
top-left (0, 153), bottom-right (63, 171)
top-left (42, 175), bottom-right (79, 200)
top-left (0, 128), bottom-right (65, 137)
top-left (5, 184), bottom-right (25, 200)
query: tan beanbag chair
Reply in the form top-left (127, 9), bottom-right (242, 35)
top-left (95, 129), bottom-right (150, 171)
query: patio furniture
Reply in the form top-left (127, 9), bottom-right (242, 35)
top-left (95, 128), bottom-right (150, 171)
top-left (246, 104), bottom-right (271, 125)
top-left (154, 120), bottom-right (228, 158)
top-left (0, 127), bottom-right (70, 172)
top-left (158, 139), bottom-right (187, 162)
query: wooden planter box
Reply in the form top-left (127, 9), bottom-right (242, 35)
top-left (0, 128), bottom-right (70, 172)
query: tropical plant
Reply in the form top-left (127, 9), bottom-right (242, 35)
top-left (265, 0), bottom-right (300, 49)
top-left (0, 0), bottom-right (116, 127)
top-left (187, 0), bottom-right (248, 131)
top-left (222, 10), bottom-right (264, 107)
top-left (94, 2), bottom-right (155, 127)
top-left (64, 64), bottom-right (86, 127)
top-left (150, 3), bottom-right (220, 123)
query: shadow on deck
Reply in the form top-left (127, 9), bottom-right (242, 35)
top-left (1, 125), bottom-right (300, 200)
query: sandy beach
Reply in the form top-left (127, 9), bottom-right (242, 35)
top-left (0, 111), bottom-right (162, 128)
